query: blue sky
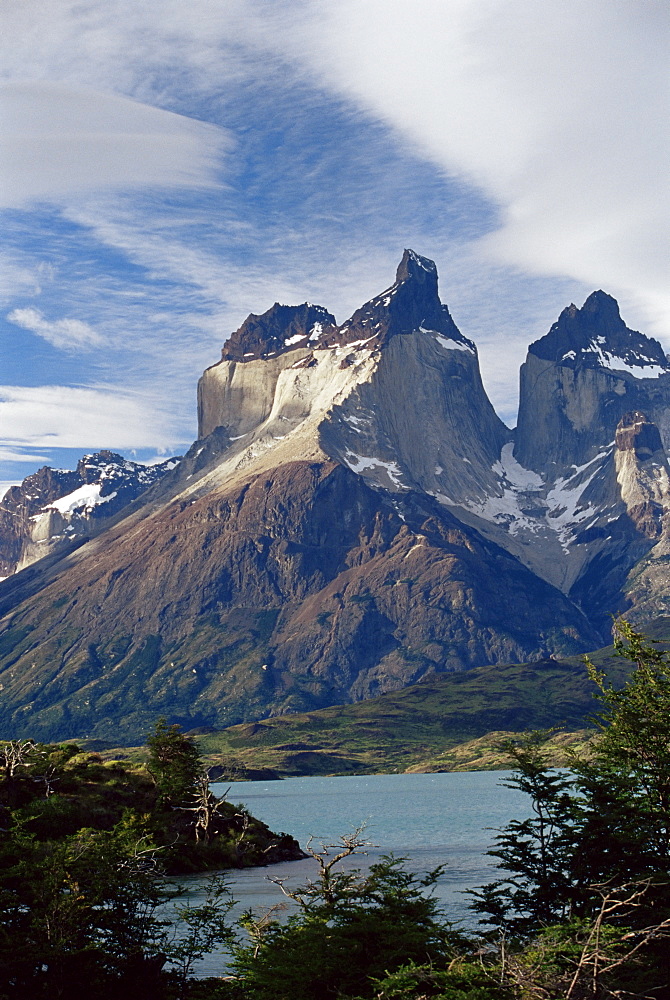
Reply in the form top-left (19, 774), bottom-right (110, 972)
top-left (1, 0), bottom-right (668, 491)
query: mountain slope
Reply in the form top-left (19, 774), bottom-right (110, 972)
top-left (195, 619), bottom-right (669, 777)
top-left (0, 459), bottom-right (599, 743)
top-left (449, 295), bottom-right (670, 626)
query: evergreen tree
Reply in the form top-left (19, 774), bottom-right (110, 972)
top-left (469, 731), bottom-right (578, 935)
top-left (146, 718), bottom-right (202, 806)
top-left (232, 830), bottom-right (467, 1000)
top-left (472, 620), bottom-right (670, 996)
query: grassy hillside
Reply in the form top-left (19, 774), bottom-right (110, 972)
top-left (90, 618), bottom-right (670, 777)
top-left (194, 645), bottom-right (634, 777)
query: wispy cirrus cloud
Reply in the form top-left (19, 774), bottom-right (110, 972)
top-left (0, 0), bottom-right (666, 481)
top-left (290, 0), bottom-right (670, 341)
top-left (7, 307), bottom-right (104, 351)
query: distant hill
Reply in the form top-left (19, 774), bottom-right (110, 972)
top-left (189, 628), bottom-right (666, 777)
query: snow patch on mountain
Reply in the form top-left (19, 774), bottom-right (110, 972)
top-left (545, 473), bottom-right (601, 552)
top-left (493, 444), bottom-right (544, 490)
top-left (417, 325), bottom-right (474, 354)
top-left (46, 483), bottom-right (116, 515)
top-left (343, 452), bottom-right (409, 490)
top-left (460, 443), bottom-right (611, 550)
top-left (587, 338), bottom-right (670, 379)
top-left (462, 444), bottom-right (544, 536)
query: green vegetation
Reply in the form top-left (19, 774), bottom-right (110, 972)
top-left (3, 622), bottom-right (670, 996)
top-left (0, 724), bottom-right (303, 875)
top-left (195, 644), bottom-right (635, 777)
top-left (148, 716), bottom-right (204, 806)
top-left (0, 723), bottom-right (304, 998)
top-left (85, 628), bottom-right (653, 777)
top-left (461, 619), bottom-right (670, 997)
top-left (222, 620), bottom-right (670, 999)
top-left (230, 832), bottom-right (498, 1000)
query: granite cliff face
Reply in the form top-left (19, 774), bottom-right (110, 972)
top-left (516, 291), bottom-right (670, 473)
top-left (452, 295), bottom-right (670, 629)
top-left (198, 250), bottom-right (509, 503)
top-left (0, 252), bottom-right (669, 742)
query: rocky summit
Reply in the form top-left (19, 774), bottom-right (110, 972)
top-left (1, 250), bottom-right (670, 743)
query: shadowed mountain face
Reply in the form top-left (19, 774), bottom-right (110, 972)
top-left (1, 251), bottom-right (670, 743)
top-left (516, 291), bottom-right (670, 473)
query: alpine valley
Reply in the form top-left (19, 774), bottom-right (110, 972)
top-left (2, 250), bottom-right (670, 745)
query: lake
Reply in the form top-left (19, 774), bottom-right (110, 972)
top-left (210, 770), bottom-right (528, 924)
top-left (174, 770), bottom-right (530, 976)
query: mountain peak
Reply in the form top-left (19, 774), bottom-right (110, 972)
top-left (221, 302), bottom-right (336, 363)
top-left (322, 248), bottom-right (467, 353)
top-left (395, 248), bottom-right (438, 286)
top-left (528, 292), bottom-right (669, 378)
top-left (582, 289), bottom-right (621, 316)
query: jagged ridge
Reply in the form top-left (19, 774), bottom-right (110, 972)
top-left (0, 451), bottom-right (179, 576)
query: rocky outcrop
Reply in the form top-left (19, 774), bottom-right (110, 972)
top-left (610, 413), bottom-right (670, 624)
top-left (614, 411), bottom-right (670, 539)
top-left (451, 296), bottom-right (670, 623)
top-left (220, 302), bottom-right (336, 363)
top-left (0, 451), bottom-right (179, 575)
top-left (515, 291), bottom-right (670, 474)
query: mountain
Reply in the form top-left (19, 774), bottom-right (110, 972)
top-left (198, 250), bottom-right (510, 505)
top-left (516, 290), bottom-right (670, 473)
top-left (0, 451), bottom-right (180, 577)
top-left (0, 250), bottom-right (669, 744)
top-left (451, 294), bottom-right (670, 631)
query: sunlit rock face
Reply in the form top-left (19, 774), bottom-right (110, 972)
top-left (3, 252), bottom-right (670, 743)
top-left (515, 291), bottom-right (670, 474)
top-left (198, 249), bottom-right (509, 502)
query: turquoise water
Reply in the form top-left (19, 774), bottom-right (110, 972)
top-left (171, 770), bottom-right (531, 976)
top-left (210, 770), bottom-right (528, 925)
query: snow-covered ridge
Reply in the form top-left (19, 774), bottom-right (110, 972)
top-left (1, 450), bottom-right (181, 576)
top-left (584, 338), bottom-right (670, 379)
top-left (46, 483), bottom-right (116, 515)
top-left (554, 331), bottom-right (670, 379)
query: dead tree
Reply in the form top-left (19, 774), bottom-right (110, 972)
top-left (1, 739), bottom-right (42, 780)
top-left (180, 771), bottom-right (229, 844)
top-left (268, 825), bottom-right (375, 911)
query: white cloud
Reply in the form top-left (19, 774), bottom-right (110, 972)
top-left (7, 306), bottom-right (104, 351)
top-left (0, 80), bottom-right (230, 207)
top-left (0, 449), bottom-right (51, 464)
top-left (0, 385), bottom-right (182, 451)
top-left (0, 256), bottom-right (50, 305)
top-left (291, 0), bottom-right (670, 340)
